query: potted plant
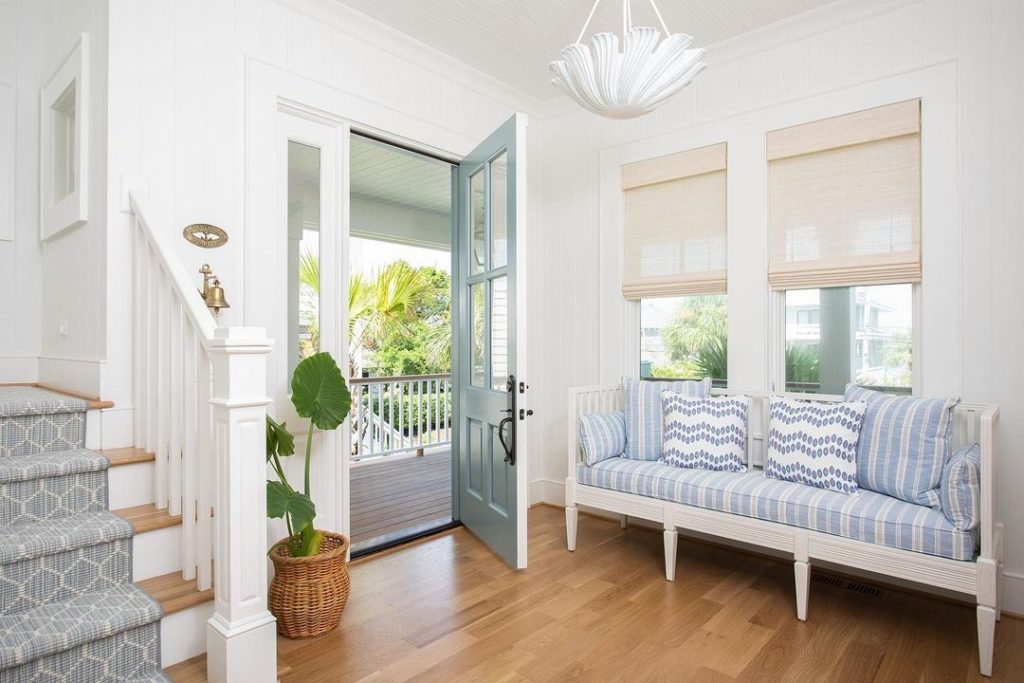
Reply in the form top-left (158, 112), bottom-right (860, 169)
top-left (265, 351), bottom-right (352, 638)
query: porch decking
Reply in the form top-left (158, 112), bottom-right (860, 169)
top-left (350, 448), bottom-right (453, 552)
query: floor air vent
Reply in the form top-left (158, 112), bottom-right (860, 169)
top-left (844, 581), bottom-right (882, 598)
top-left (811, 574), bottom-right (845, 588)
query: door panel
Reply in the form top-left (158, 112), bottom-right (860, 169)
top-left (456, 114), bottom-right (528, 568)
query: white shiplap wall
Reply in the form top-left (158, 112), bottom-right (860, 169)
top-left (0, 0), bottom-right (107, 387)
top-left (533, 0), bottom-right (1024, 612)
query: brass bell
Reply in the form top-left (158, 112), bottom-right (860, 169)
top-left (199, 264), bottom-right (231, 314)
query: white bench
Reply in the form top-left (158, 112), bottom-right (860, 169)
top-left (565, 384), bottom-right (1003, 676)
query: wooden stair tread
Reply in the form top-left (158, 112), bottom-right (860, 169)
top-left (115, 503), bottom-right (182, 533)
top-left (99, 447), bottom-right (155, 466)
top-left (0, 382), bottom-right (113, 410)
top-left (137, 571), bottom-right (213, 615)
top-left (165, 653), bottom-right (292, 681)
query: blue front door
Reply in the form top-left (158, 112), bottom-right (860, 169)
top-left (455, 114), bottom-right (528, 568)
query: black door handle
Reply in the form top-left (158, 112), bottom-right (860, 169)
top-left (498, 416), bottom-right (515, 465)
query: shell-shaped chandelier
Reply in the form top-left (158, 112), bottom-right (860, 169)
top-left (549, 0), bottom-right (707, 119)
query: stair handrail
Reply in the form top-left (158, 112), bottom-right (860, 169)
top-left (128, 191), bottom-right (217, 342)
top-left (127, 189), bottom-right (278, 681)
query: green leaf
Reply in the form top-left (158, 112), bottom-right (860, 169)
top-left (266, 415), bottom-right (295, 461)
top-left (266, 481), bottom-right (316, 532)
top-left (290, 352), bottom-right (351, 431)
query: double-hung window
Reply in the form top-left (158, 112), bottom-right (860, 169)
top-left (768, 100), bottom-right (920, 395)
top-left (621, 143), bottom-right (728, 385)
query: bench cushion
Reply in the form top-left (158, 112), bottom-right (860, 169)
top-left (577, 458), bottom-right (976, 561)
top-left (623, 377), bottom-right (710, 461)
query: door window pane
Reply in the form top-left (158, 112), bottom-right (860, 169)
top-left (470, 170), bottom-right (485, 275)
top-left (288, 140), bottom-right (321, 381)
top-left (785, 284), bottom-right (912, 395)
top-left (491, 276), bottom-right (508, 390)
top-left (640, 295), bottom-right (727, 386)
top-left (471, 282), bottom-right (485, 386)
top-left (490, 152), bottom-right (508, 269)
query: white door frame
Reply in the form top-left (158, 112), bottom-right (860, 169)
top-left (245, 59), bottom-right (492, 543)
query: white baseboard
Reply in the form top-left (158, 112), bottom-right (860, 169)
top-left (1003, 570), bottom-right (1024, 616)
top-left (38, 356), bottom-right (102, 396)
top-left (0, 356), bottom-right (39, 383)
top-left (161, 601), bottom-right (215, 667)
top-left (529, 478), bottom-right (564, 506)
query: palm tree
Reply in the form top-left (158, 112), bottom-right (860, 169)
top-left (298, 252), bottom-right (438, 376)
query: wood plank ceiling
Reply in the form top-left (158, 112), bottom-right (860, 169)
top-left (289, 135), bottom-right (452, 217)
top-left (334, 0), bottom-right (839, 100)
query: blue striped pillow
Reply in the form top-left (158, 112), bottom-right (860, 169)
top-left (845, 384), bottom-right (958, 508)
top-left (623, 377), bottom-right (711, 461)
top-left (939, 443), bottom-right (981, 531)
top-left (579, 411), bottom-right (626, 465)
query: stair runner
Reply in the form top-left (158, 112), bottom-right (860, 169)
top-left (0, 387), bottom-right (168, 683)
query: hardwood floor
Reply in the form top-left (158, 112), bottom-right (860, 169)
top-left (350, 448), bottom-right (452, 552)
top-left (168, 505), bottom-right (1024, 682)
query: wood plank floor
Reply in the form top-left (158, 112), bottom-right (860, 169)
top-left (350, 448), bottom-right (452, 551)
top-left (168, 505), bottom-right (1024, 682)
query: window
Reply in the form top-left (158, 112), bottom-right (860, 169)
top-left (640, 295), bottom-right (727, 387)
top-left (769, 101), bottom-right (920, 396)
top-left (287, 140), bottom-right (321, 380)
top-left (784, 284), bottom-right (912, 395)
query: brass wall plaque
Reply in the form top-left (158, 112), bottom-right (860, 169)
top-left (183, 223), bottom-right (228, 248)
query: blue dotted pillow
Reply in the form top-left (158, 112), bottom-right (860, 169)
top-left (661, 394), bottom-right (749, 472)
top-left (765, 397), bottom-right (866, 494)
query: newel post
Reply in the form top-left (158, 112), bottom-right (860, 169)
top-left (205, 327), bottom-right (277, 683)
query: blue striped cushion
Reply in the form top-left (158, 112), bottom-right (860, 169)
top-left (940, 443), bottom-right (981, 531)
top-left (579, 412), bottom-right (626, 465)
top-left (661, 394), bottom-right (748, 472)
top-left (765, 397), bottom-right (866, 494)
top-left (623, 377), bottom-right (711, 461)
top-left (845, 385), bottom-right (958, 509)
top-left (577, 458), bottom-right (976, 561)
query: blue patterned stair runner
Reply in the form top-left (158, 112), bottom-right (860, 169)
top-left (0, 387), bottom-right (168, 683)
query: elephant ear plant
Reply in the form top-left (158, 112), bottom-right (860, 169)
top-left (265, 351), bottom-right (351, 557)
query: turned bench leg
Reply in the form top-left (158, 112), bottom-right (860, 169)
top-left (663, 527), bottom-right (678, 582)
top-left (565, 505), bottom-right (578, 551)
top-left (794, 560), bottom-right (811, 621)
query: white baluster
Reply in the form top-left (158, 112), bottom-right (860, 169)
top-left (133, 224), bottom-right (149, 448)
top-left (181, 329), bottom-right (198, 581)
top-left (168, 303), bottom-right (183, 517)
top-left (155, 269), bottom-right (170, 510)
top-left (197, 347), bottom-right (213, 590)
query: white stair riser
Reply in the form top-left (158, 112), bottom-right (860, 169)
top-left (109, 461), bottom-right (156, 509)
top-left (161, 601), bottom-right (214, 667)
top-left (133, 525), bottom-right (183, 581)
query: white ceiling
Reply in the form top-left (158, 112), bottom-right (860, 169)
top-left (334, 0), bottom-right (838, 101)
top-left (289, 136), bottom-right (451, 216)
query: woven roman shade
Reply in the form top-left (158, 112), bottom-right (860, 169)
top-left (767, 99), bottom-right (921, 290)
top-left (621, 142), bottom-right (727, 299)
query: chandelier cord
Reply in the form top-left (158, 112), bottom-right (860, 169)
top-left (575, 0), bottom-right (603, 45)
top-left (647, 0), bottom-right (671, 35)
top-left (576, 0), bottom-right (673, 45)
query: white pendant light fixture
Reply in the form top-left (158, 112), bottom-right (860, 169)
top-left (549, 0), bottom-right (707, 119)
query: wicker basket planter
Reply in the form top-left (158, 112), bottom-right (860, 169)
top-left (268, 530), bottom-right (351, 638)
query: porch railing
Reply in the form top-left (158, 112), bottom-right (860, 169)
top-left (350, 374), bottom-right (452, 461)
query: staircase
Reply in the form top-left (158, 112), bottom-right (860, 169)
top-left (0, 386), bottom-right (168, 682)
